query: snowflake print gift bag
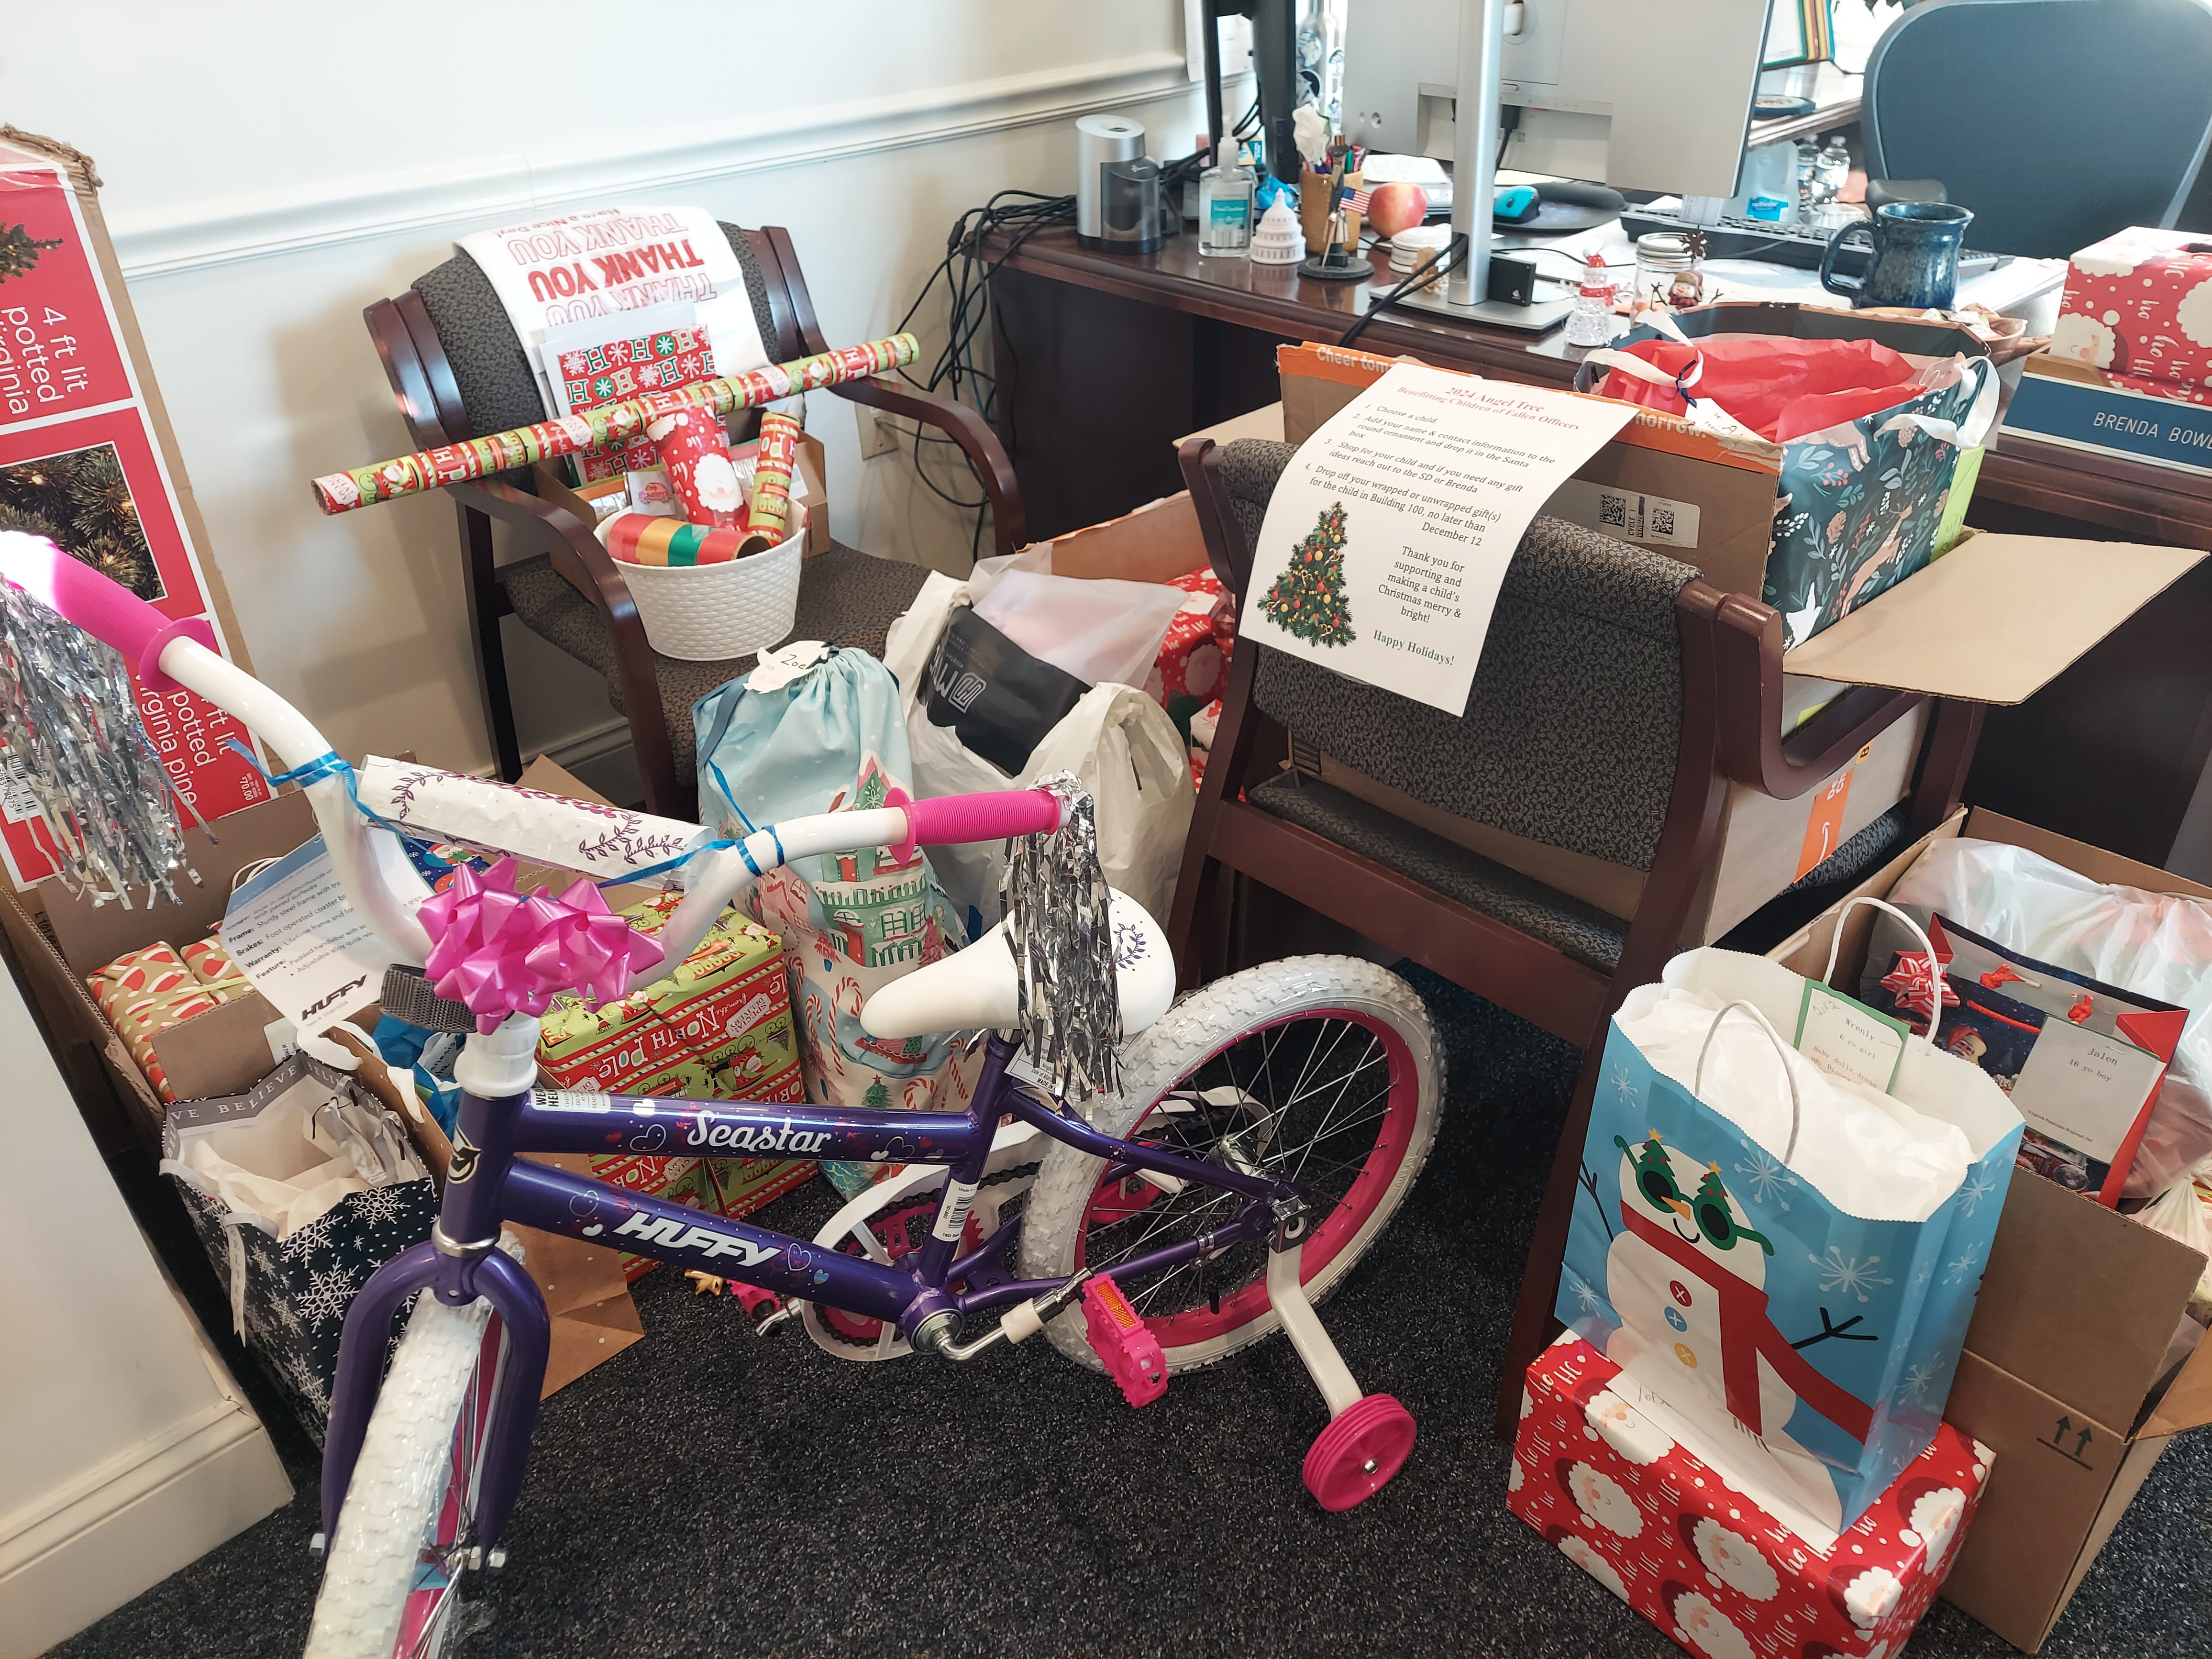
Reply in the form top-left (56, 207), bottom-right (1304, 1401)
top-left (1556, 937), bottom-right (2022, 1537)
top-left (693, 645), bottom-right (979, 1200)
top-left (161, 1054), bottom-right (437, 1444)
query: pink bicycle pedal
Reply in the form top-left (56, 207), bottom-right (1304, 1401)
top-left (730, 1283), bottom-right (782, 1324)
top-left (1082, 1275), bottom-right (1167, 1407)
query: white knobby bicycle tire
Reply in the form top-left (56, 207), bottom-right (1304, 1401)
top-left (1019, 955), bottom-right (1442, 1373)
top-left (304, 1291), bottom-right (493, 1659)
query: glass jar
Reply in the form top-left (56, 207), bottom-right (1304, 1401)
top-left (1633, 232), bottom-right (1707, 316)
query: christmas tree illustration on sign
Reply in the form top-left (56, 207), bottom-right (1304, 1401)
top-left (1260, 501), bottom-right (1355, 647)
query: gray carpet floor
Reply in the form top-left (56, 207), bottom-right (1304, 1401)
top-left (59, 970), bottom-right (2212, 1658)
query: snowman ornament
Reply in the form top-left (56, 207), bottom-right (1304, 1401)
top-left (1602, 1130), bottom-right (1876, 1533)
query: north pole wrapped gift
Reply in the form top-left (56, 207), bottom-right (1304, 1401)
top-left (2047, 227), bottom-right (2212, 398)
top-left (1510, 1333), bottom-right (1992, 1659)
top-left (534, 897), bottom-right (800, 1103)
top-left (1145, 566), bottom-right (1237, 778)
top-left (1558, 943), bottom-right (2022, 1536)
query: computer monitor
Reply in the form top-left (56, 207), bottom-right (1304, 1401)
top-left (1339, 0), bottom-right (1770, 198)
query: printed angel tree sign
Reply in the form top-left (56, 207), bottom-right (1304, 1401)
top-left (1242, 363), bottom-right (1632, 714)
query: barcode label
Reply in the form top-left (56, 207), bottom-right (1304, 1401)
top-left (0, 753), bottom-right (41, 825)
top-left (1551, 480), bottom-right (1703, 549)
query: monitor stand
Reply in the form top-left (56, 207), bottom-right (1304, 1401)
top-left (1387, 279), bottom-right (1575, 334)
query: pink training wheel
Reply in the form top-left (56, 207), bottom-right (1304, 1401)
top-left (1302, 1394), bottom-right (1417, 1512)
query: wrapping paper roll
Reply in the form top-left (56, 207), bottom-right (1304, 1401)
top-left (746, 410), bottom-right (804, 538)
top-left (600, 513), bottom-right (756, 567)
top-left (313, 334), bottom-right (915, 514)
top-left (646, 406), bottom-right (744, 529)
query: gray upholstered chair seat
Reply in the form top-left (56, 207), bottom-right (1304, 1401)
top-left (1246, 773), bottom-right (1631, 973)
top-left (502, 542), bottom-right (931, 785)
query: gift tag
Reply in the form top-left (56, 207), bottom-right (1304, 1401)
top-left (747, 640), bottom-right (832, 693)
top-left (1794, 979), bottom-right (1911, 1093)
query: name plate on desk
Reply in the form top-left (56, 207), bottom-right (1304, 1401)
top-left (1240, 363), bottom-right (1630, 714)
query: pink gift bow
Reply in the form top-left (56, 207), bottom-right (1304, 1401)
top-left (416, 858), bottom-right (666, 1033)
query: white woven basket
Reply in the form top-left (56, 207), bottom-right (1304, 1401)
top-left (618, 521), bottom-right (805, 662)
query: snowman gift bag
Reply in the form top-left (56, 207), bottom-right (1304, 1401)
top-left (1557, 906), bottom-right (2023, 1539)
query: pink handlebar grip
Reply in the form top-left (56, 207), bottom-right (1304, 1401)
top-left (887, 786), bottom-right (1064, 864)
top-left (0, 531), bottom-right (216, 694)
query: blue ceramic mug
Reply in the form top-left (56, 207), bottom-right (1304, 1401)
top-left (1820, 201), bottom-right (1975, 310)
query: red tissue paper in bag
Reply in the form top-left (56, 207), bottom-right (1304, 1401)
top-left (1596, 336), bottom-right (1926, 443)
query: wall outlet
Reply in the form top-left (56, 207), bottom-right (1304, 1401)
top-left (858, 405), bottom-right (898, 460)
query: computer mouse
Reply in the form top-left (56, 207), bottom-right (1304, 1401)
top-left (1494, 185), bottom-right (1540, 223)
top-left (1536, 180), bottom-right (1627, 214)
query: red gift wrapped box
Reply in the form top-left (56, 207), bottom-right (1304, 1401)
top-left (1146, 567), bottom-right (1235, 784)
top-left (2049, 226), bottom-right (2212, 400)
top-left (1510, 1335), bottom-right (1992, 1659)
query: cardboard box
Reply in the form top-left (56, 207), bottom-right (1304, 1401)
top-left (0, 789), bottom-right (350, 1134)
top-left (1270, 343), bottom-right (2204, 946)
top-left (1769, 807), bottom-right (2212, 1652)
top-left (1511, 1334), bottom-right (1991, 1659)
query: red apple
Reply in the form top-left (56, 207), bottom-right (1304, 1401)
top-left (1367, 181), bottom-right (1430, 239)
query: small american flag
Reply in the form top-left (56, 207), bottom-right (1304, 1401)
top-left (1345, 186), bottom-right (1373, 215)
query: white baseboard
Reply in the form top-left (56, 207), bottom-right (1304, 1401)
top-left (537, 717), bottom-right (645, 808)
top-left (0, 1374), bottom-right (291, 1658)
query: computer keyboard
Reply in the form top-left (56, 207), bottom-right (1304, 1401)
top-left (1620, 205), bottom-right (2006, 279)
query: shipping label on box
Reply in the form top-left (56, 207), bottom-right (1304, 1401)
top-left (1511, 1335), bottom-right (1991, 1659)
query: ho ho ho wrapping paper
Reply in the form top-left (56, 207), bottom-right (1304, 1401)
top-left (1557, 945), bottom-right (2022, 1544)
top-left (1240, 362), bottom-right (1630, 715)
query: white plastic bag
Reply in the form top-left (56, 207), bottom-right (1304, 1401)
top-left (948, 544), bottom-right (1183, 689)
top-left (2135, 1157), bottom-right (2212, 1320)
top-left (885, 571), bottom-right (1196, 937)
top-left (1888, 837), bottom-right (2212, 1202)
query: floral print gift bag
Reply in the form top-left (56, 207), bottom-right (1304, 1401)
top-left (1586, 310), bottom-right (1998, 649)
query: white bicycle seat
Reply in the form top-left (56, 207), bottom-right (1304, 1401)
top-left (859, 887), bottom-right (1177, 1043)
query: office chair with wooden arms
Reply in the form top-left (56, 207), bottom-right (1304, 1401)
top-left (1172, 437), bottom-right (1984, 1428)
top-left (1862, 0), bottom-right (2212, 257)
top-left (365, 223), bottom-right (1023, 819)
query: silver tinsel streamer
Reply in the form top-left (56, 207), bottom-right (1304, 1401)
top-left (0, 579), bottom-right (196, 907)
top-left (1000, 772), bottom-right (1122, 1102)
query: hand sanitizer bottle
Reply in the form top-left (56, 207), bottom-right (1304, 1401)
top-left (1198, 147), bottom-right (1256, 258)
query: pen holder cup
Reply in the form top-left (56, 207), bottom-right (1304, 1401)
top-left (1299, 171), bottom-right (1363, 257)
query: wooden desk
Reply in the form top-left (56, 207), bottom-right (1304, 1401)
top-left (989, 227), bottom-right (2212, 866)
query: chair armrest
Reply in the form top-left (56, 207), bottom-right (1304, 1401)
top-left (1710, 590), bottom-right (1928, 800)
top-left (832, 375), bottom-right (1027, 554)
top-left (449, 479), bottom-right (641, 627)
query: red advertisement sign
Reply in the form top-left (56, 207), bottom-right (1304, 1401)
top-left (0, 158), bottom-right (268, 888)
top-left (0, 168), bottom-right (135, 420)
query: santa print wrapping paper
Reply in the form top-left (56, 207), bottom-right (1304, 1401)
top-left (2049, 227), bottom-right (2212, 397)
top-left (1145, 567), bottom-right (1236, 782)
top-left (0, 163), bottom-right (270, 887)
top-left (1510, 1335), bottom-right (1992, 1659)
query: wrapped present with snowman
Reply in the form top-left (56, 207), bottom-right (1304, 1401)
top-left (1515, 901), bottom-right (2025, 1657)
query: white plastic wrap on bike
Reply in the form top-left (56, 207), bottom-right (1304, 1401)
top-left (352, 756), bottom-right (716, 881)
top-left (859, 887), bottom-right (1175, 1045)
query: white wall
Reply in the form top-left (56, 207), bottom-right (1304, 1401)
top-left (0, 3), bottom-right (1220, 778)
top-left (0, 968), bottom-right (291, 1655)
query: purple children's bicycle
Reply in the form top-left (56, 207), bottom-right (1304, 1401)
top-left (0, 533), bottom-right (1443, 1659)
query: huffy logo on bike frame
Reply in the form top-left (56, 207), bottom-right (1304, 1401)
top-left (611, 1209), bottom-right (783, 1266)
top-left (684, 1114), bottom-right (831, 1154)
top-left (447, 1129), bottom-right (481, 1184)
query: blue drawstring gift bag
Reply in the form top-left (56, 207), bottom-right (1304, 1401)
top-left (693, 643), bottom-right (980, 1199)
